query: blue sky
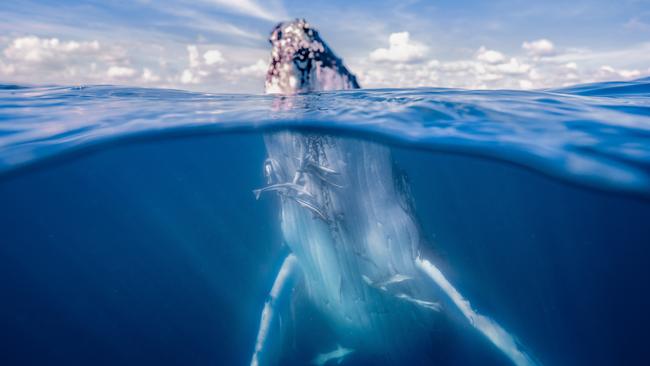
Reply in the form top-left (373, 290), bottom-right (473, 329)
top-left (0, 0), bottom-right (649, 92)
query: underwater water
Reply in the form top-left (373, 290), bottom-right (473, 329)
top-left (1, 79), bottom-right (650, 366)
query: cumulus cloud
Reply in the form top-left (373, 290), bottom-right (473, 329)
top-left (598, 65), bottom-right (641, 79)
top-left (1, 31), bottom-right (648, 93)
top-left (203, 49), bottom-right (224, 65)
top-left (236, 59), bottom-right (268, 77)
top-left (3, 36), bottom-right (101, 63)
top-left (0, 34), bottom-right (272, 92)
top-left (358, 37), bottom-right (649, 90)
top-left (187, 45), bottom-right (201, 68)
top-left (107, 66), bottom-right (136, 79)
top-left (565, 62), bottom-right (578, 70)
top-left (141, 68), bottom-right (161, 83)
top-left (179, 44), bottom-right (228, 84)
top-left (369, 32), bottom-right (427, 63)
top-left (476, 46), bottom-right (506, 64)
top-left (494, 58), bottom-right (531, 74)
top-left (174, 44), bottom-right (270, 91)
top-left (0, 60), bottom-right (14, 75)
top-left (522, 39), bottom-right (555, 57)
top-left (181, 69), bottom-right (201, 84)
top-left (0, 35), bottom-right (135, 85)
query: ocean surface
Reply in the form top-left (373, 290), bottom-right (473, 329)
top-left (1, 79), bottom-right (649, 366)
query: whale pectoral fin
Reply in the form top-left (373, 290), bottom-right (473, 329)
top-left (415, 256), bottom-right (540, 366)
top-left (395, 293), bottom-right (442, 312)
top-left (250, 253), bottom-right (299, 366)
top-left (253, 188), bottom-right (262, 200)
top-left (362, 273), bottom-right (441, 312)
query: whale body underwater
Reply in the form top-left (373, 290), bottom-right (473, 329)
top-left (250, 19), bottom-right (539, 366)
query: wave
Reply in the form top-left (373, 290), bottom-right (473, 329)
top-left (1, 79), bottom-right (650, 197)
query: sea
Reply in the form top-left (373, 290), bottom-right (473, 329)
top-left (1, 78), bottom-right (649, 366)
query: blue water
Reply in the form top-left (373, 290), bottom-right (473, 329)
top-left (0, 79), bottom-right (649, 365)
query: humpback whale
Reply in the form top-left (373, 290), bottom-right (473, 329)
top-left (251, 19), bottom-right (539, 366)
top-left (265, 19), bottom-right (359, 94)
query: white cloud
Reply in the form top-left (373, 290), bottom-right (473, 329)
top-left (598, 65), bottom-right (641, 80)
top-left (141, 68), bottom-right (160, 83)
top-left (359, 37), bottom-right (649, 90)
top-left (151, 5), bottom-right (265, 41)
top-left (203, 49), bottom-right (225, 65)
top-left (3, 36), bottom-right (101, 63)
top-left (369, 32), bottom-right (427, 63)
top-left (202, 0), bottom-right (286, 21)
top-left (476, 46), bottom-right (506, 64)
top-left (0, 60), bottom-right (14, 75)
top-left (494, 58), bottom-right (530, 74)
top-left (619, 69), bottom-right (641, 79)
top-left (236, 59), bottom-right (268, 77)
top-left (519, 79), bottom-right (534, 89)
top-left (179, 45), bottom-right (217, 84)
top-left (522, 39), bottom-right (555, 57)
top-left (181, 69), bottom-right (201, 84)
top-left (0, 35), bottom-right (134, 85)
top-left (216, 23), bottom-right (265, 40)
top-left (176, 44), bottom-right (266, 87)
top-left (107, 66), bottom-right (136, 79)
top-left (1, 31), bottom-right (648, 94)
top-left (187, 45), bottom-right (200, 68)
top-left (565, 62), bottom-right (578, 70)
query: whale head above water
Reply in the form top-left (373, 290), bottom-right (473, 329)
top-left (265, 19), bottom-right (360, 94)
